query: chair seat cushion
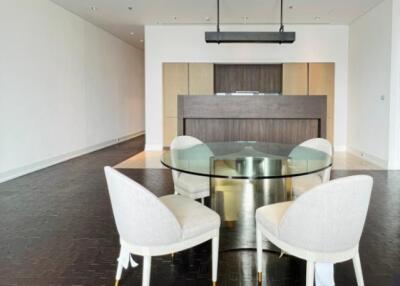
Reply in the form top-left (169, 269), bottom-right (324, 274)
top-left (292, 174), bottom-right (322, 195)
top-left (160, 195), bottom-right (220, 240)
top-left (175, 173), bottom-right (210, 194)
top-left (256, 202), bottom-right (292, 236)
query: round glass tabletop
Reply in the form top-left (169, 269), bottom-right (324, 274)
top-left (161, 141), bottom-right (332, 179)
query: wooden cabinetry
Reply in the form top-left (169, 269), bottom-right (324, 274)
top-left (164, 62), bottom-right (334, 146)
top-left (189, 63), bottom-right (214, 95)
top-left (163, 63), bottom-right (188, 146)
top-left (163, 63), bottom-right (214, 146)
top-left (282, 63), bottom-right (308, 95)
top-left (282, 62), bottom-right (335, 143)
top-left (214, 64), bottom-right (282, 93)
top-left (309, 63), bottom-right (335, 142)
top-left (178, 95), bottom-right (327, 145)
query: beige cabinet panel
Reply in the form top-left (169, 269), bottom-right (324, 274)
top-left (189, 63), bottom-right (214, 95)
top-left (282, 63), bottom-right (308, 95)
top-left (327, 116), bottom-right (334, 143)
top-left (309, 63), bottom-right (334, 96)
top-left (309, 63), bottom-right (335, 143)
top-left (163, 63), bottom-right (189, 117)
top-left (327, 95), bottom-right (334, 119)
top-left (163, 117), bottom-right (177, 146)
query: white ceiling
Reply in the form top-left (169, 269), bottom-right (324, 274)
top-left (51, 0), bottom-right (384, 49)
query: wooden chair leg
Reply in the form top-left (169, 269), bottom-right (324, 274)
top-left (142, 256), bottom-right (151, 286)
top-left (353, 252), bottom-right (365, 286)
top-left (212, 236), bottom-right (219, 285)
top-left (306, 260), bottom-right (315, 286)
top-left (256, 226), bottom-right (263, 284)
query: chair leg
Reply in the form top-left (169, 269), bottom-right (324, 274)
top-left (212, 236), bottom-right (219, 285)
top-left (142, 256), bottom-right (151, 286)
top-left (353, 252), bottom-right (364, 286)
top-left (315, 263), bottom-right (334, 286)
top-left (115, 260), bottom-right (123, 286)
top-left (115, 247), bottom-right (125, 286)
top-left (306, 260), bottom-right (315, 286)
top-left (256, 226), bottom-right (263, 284)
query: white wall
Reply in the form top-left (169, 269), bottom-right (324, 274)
top-left (0, 0), bottom-right (145, 182)
top-left (145, 24), bottom-right (349, 151)
top-left (388, 0), bottom-right (400, 169)
top-left (347, 0), bottom-right (393, 167)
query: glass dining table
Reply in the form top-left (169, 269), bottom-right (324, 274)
top-left (161, 141), bottom-right (332, 251)
top-left (161, 141), bottom-right (334, 285)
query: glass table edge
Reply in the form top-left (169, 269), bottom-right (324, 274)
top-left (160, 159), bottom-right (333, 180)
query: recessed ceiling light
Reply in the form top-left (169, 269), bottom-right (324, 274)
top-left (130, 32), bottom-right (135, 36)
top-left (90, 6), bottom-right (97, 12)
top-left (140, 39), bottom-right (144, 43)
top-left (205, 17), bottom-right (211, 22)
top-left (314, 16), bottom-right (321, 20)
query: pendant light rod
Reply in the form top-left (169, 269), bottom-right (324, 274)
top-left (217, 0), bottom-right (220, 32)
top-left (206, 0), bottom-right (295, 44)
top-left (279, 0), bottom-right (284, 32)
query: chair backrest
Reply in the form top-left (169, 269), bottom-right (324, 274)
top-left (299, 138), bottom-right (333, 157)
top-left (171, 135), bottom-right (203, 150)
top-left (170, 136), bottom-right (203, 181)
top-left (278, 175), bottom-right (373, 253)
top-left (299, 138), bottom-right (333, 182)
top-left (104, 166), bottom-right (182, 246)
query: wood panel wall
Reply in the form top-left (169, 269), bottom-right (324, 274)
top-left (163, 63), bottom-right (214, 146)
top-left (189, 63), bottom-right (214, 95)
top-left (309, 63), bottom-right (335, 142)
top-left (214, 64), bottom-right (282, 93)
top-left (178, 95), bottom-right (327, 145)
top-left (282, 62), bottom-right (335, 143)
top-left (164, 62), bottom-right (335, 146)
top-left (185, 119), bottom-right (319, 144)
top-left (282, 63), bottom-right (309, 95)
top-left (163, 63), bottom-right (188, 145)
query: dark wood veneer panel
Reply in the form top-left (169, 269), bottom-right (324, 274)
top-left (178, 95), bottom-right (327, 142)
top-left (214, 64), bottom-right (282, 93)
top-left (184, 119), bottom-right (319, 144)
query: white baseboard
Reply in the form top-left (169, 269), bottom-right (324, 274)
top-left (145, 144), bottom-right (163, 151)
top-left (0, 131), bottom-right (144, 184)
top-left (347, 147), bottom-right (388, 169)
top-left (117, 131), bottom-right (144, 143)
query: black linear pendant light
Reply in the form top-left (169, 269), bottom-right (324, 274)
top-left (205, 0), bottom-right (296, 44)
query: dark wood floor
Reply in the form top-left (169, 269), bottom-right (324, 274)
top-left (1, 136), bottom-right (399, 286)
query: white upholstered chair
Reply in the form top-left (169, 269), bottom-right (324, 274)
top-left (291, 138), bottom-right (333, 197)
top-left (256, 175), bottom-right (373, 286)
top-left (170, 136), bottom-right (210, 204)
top-left (104, 166), bottom-right (220, 286)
